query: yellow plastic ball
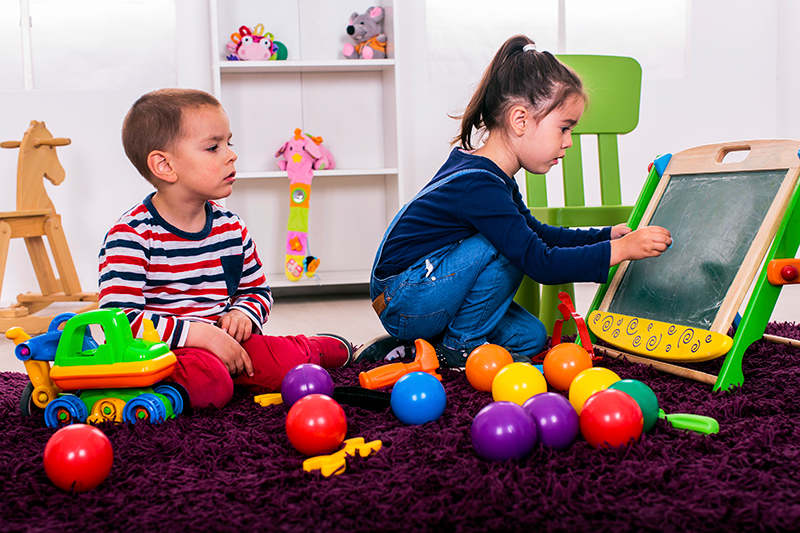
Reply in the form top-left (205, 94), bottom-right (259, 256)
top-left (491, 362), bottom-right (547, 406)
top-left (568, 367), bottom-right (621, 415)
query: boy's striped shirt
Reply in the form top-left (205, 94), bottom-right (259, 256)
top-left (99, 194), bottom-right (273, 348)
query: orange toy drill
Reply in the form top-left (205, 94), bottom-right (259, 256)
top-left (359, 338), bottom-right (442, 389)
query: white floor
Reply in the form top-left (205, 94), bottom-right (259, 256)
top-left (1, 283), bottom-right (798, 374)
top-left (0, 292), bottom-right (388, 374)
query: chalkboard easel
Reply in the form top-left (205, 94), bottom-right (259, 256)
top-left (586, 139), bottom-right (800, 391)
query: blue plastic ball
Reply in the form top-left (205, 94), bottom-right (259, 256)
top-left (390, 372), bottom-right (447, 425)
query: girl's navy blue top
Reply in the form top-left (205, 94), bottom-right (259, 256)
top-left (374, 148), bottom-right (612, 286)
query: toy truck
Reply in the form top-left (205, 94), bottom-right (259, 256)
top-left (7, 308), bottom-right (188, 428)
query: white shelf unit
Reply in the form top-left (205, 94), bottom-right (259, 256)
top-left (209, 0), bottom-right (401, 289)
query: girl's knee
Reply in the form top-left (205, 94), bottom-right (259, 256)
top-left (499, 308), bottom-right (548, 358)
top-left (521, 310), bottom-right (547, 346)
top-left (528, 319), bottom-right (548, 353)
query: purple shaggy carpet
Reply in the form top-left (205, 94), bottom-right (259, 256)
top-left (3, 323), bottom-right (800, 533)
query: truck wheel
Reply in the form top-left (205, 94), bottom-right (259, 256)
top-left (44, 395), bottom-right (88, 428)
top-left (154, 382), bottom-right (189, 416)
top-left (20, 382), bottom-right (36, 417)
top-left (123, 393), bottom-right (168, 424)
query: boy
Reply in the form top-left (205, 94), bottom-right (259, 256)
top-left (99, 88), bottom-right (352, 409)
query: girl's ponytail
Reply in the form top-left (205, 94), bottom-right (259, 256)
top-left (454, 35), bottom-right (585, 150)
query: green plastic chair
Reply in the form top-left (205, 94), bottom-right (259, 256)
top-left (514, 55), bottom-right (642, 336)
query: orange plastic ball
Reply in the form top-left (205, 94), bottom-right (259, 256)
top-left (465, 344), bottom-right (514, 392)
top-left (543, 343), bottom-right (593, 392)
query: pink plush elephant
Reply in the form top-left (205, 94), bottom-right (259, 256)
top-left (275, 129), bottom-right (336, 184)
top-left (276, 129), bottom-right (334, 281)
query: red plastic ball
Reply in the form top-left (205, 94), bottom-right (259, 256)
top-left (781, 264), bottom-right (799, 282)
top-left (43, 424), bottom-right (113, 492)
top-left (543, 343), bottom-right (593, 392)
top-left (579, 389), bottom-right (643, 448)
top-left (285, 394), bottom-right (347, 456)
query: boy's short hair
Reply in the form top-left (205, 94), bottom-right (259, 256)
top-left (122, 88), bottom-right (221, 184)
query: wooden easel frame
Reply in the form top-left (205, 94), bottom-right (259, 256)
top-left (586, 140), bottom-right (800, 391)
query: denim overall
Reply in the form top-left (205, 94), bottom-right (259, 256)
top-left (369, 169), bottom-right (547, 361)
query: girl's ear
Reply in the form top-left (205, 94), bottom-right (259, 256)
top-left (509, 105), bottom-right (530, 137)
top-left (147, 150), bottom-right (178, 184)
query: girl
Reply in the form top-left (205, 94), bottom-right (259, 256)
top-left (367, 35), bottom-right (671, 367)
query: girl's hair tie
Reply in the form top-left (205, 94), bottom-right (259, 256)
top-left (522, 43), bottom-right (537, 52)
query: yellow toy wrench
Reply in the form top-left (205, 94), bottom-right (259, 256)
top-left (302, 437), bottom-right (383, 477)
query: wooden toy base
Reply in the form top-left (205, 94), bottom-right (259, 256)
top-left (0, 296), bottom-right (98, 336)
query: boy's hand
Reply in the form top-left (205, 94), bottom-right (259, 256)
top-left (609, 225), bottom-right (672, 266)
top-left (610, 223), bottom-right (632, 240)
top-left (218, 309), bottom-right (253, 343)
top-left (186, 321), bottom-right (254, 377)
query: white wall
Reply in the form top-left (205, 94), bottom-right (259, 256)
top-left (1, 0), bottom-right (799, 318)
top-left (0, 0), bottom-right (210, 306)
top-left (396, 0), bottom-right (790, 205)
top-left (778, 0), bottom-right (800, 139)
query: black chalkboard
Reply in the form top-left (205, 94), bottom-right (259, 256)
top-left (606, 169), bottom-right (785, 329)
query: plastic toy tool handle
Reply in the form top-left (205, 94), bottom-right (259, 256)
top-left (659, 409), bottom-right (720, 434)
top-left (359, 338), bottom-right (441, 390)
top-left (359, 362), bottom-right (416, 389)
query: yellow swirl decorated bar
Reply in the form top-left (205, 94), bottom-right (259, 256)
top-left (588, 311), bottom-right (733, 362)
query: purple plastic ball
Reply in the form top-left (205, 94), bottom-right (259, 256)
top-left (522, 392), bottom-right (580, 450)
top-left (471, 401), bottom-right (537, 462)
top-left (280, 364), bottom-right (334, 407)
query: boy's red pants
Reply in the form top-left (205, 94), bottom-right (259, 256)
top-left (168, 334), bottom-right (323, 409)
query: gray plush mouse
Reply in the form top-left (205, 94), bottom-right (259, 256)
top-left (342, 6), bottom-right (387, 59)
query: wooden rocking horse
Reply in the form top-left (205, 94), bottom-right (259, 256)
top-left (0, 120), bottom-right (98, 335)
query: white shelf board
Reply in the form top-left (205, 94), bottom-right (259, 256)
top-left (236, 168), bottom-right (399, 180)
top-left (220, 59), bottom-right (394, 74)
top-left (267, 269), bottom-right (370, 289)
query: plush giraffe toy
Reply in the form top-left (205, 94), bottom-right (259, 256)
top-left (275, 129), bottom-right (335, 281)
